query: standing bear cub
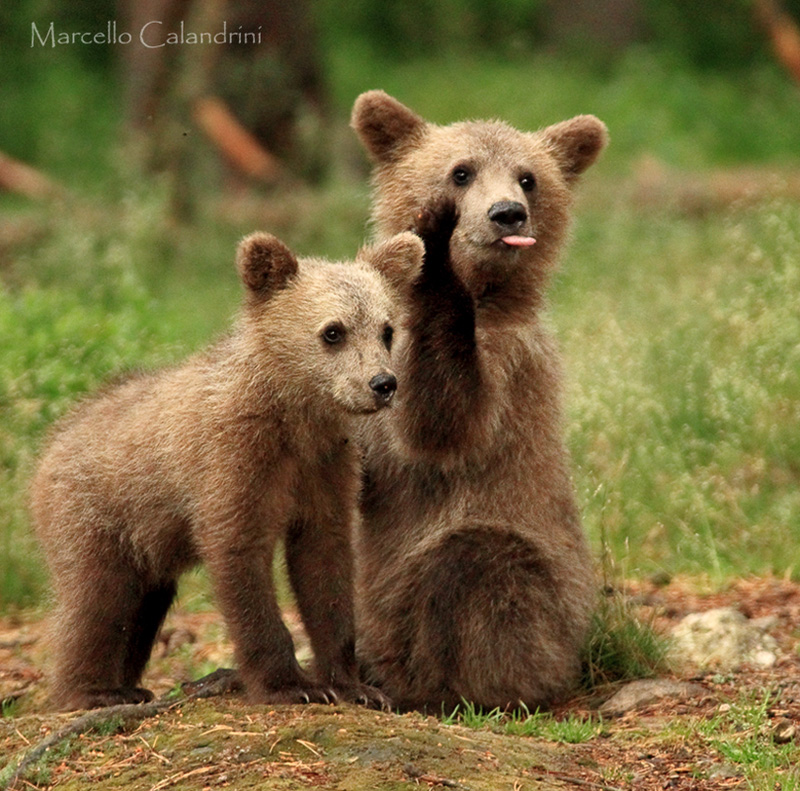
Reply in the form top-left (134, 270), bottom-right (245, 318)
top-left (351, 91), bottom-right (608, 710)
top-left (31, 229), bottom-right (423, 711)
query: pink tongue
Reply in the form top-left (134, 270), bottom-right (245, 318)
top-left (502, 235), bottom-right (536, 247)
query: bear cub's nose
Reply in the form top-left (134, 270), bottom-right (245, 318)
top-left (488, 200), bottom-right (527, 231)
top-left (370, 373), bottom-right (397, 404)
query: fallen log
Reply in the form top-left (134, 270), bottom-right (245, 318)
top-left (0, 151), bottom-right (64, 200)
top-left (755, 0), bottom-right (800, 85)
top-left (192, 95), bottom-right (284, 183)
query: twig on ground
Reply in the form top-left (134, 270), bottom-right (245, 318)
top-left (530, 769), bottom-right (625, 791)
top-left (404, 763), bottom-right (472, 789)
top-left (2, 673), bottom-right (239, 791)
top-left (2, 699), bottom-right (173, 790)
top-left (148, 764), bottom-right (217, 791)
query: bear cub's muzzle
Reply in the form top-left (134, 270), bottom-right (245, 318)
top-left (488, 200), bottom-right (537, 249)
top-left (488, 200), bottom-right (527, 232)
top-left (369, 372), bottom-right (397, 406)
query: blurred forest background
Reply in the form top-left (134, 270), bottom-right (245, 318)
top-left (1, 0), bottom-right (800, 611)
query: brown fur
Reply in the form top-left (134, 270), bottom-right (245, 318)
top-left (30, 229), bottom-right (423, 711)
top-left (350, 91), bottom-right (608, 710)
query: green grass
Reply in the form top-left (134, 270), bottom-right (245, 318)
top-left (441, 700), bottom-right (605, 744)
top-left (673, 690), bottom-right (800, 789)
top-left (582, 584), bottom-right (671, 689)
top-left (561, 199), bottom-right (800, 581)
top-left (506, 709), bottom-right (605, 744)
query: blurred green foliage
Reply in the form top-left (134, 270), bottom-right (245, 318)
top-left (0, 224), bottom-right (167, 607)
top-left (315, 0), bottom-right (800, 68)
top-left (315, 0), bottom-right (544, 58)
top-left (4, 1), bottom-right (800, 187)
top-left (643, 0), bottom-right (800, 69)
top-left (8, 0), bottom-right (800, 69)
top-left (324, 47), bottom-right (800, 173)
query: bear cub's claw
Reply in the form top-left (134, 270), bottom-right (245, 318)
top-left (252, 682), bottom-right (391, 710)
top-left (247, 685), bottom-right (338, 706)
top-left (334, 682), bottom-right (392, 711)
top-left (179, 668), bottom-right (390, 709)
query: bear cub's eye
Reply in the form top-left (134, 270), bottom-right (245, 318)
top-left (322, 323), bottom-right (346, 345)
top-left (519, 173), bottom-right (536, 193)
top-left (451, 166), bottom-right (473, 187)
top-left (382, 325), bottom-right (394, 351)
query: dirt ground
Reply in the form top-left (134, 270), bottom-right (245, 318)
top-left (2, 576), bottom-right (799, 790)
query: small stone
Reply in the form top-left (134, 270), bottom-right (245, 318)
top-left (772, 718), bottom-right (796, 744)
top-left (708, 764), bottom-right (743, 780)
top-left (599, 679), bottom-right (705, 716)
top-left (649, 571), bottom-right (672, 588)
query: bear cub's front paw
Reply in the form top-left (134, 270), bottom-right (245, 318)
top-left (414, 198), bottom-right (459, 256)
top-left (60, 685), bottom-right (154, 711)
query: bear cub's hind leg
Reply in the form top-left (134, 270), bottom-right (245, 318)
top-left (50, 561), bottom-right (168, 710)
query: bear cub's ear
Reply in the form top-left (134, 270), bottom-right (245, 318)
top-left (540, 115), bottom-right (609, 182)
top-left (236, 232), bottom-right (299, 298)
top-left (351, 90), bottom-right (427, 164)
top-left (359, 232), bottom-right (424, 292)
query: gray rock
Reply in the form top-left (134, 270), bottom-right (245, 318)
top-left (599, 679), bottom-right (705, 716)
top-left (771, 718), bottom-right (797, 744)
top-left (669, 607), bottom-right (778, 672)
top-left (708, 763), bottom-right (744, 780)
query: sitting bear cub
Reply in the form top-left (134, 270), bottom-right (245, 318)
top-left (31, 229), bottom-right (423, 711)
top-left (351, 90), bottom-right (608, 710)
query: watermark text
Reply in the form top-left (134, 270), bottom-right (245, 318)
top-left (31, 20), bottom-right (263, 49)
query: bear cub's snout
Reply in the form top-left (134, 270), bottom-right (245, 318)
top-left (488, 200), bottom-right (528, 232)
top-left (369, 372), bottom-right (397, 405)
